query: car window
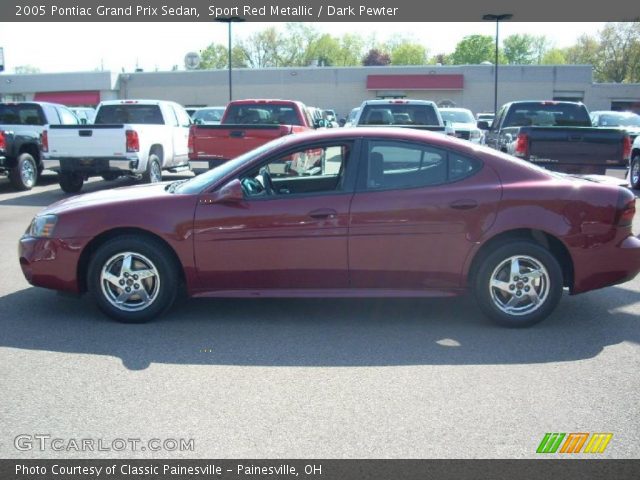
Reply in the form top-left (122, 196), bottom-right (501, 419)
top-left (359, 104), bottom-right (439, 126)
top-left (240, 143), bottom-right (351, 198)
top-left (363, 140), bottom-right (481, 191)
top-left (173, 105), bottom-right (193, 127)
top-left (95, 105), bottom-right (164, 125)
top-left (224, 104), bottom-right (302, 126)
top-left (0, 104), bottom-right (46, 125)
top-left (58, 107), bottom-right (79, 125)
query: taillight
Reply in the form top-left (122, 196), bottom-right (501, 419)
top-left (125, 130), bottom-right (139, 153)
top-left (615, 188), bottom-right (636, 227)
top-left (515, 133), bottom-right (529, 157)
top-left (0, 131), bottom-right (6, 151)
top-left (40, 130), bottom-right (48, 152)
top-left (622, 135), bottom-right (631, 160)
top-left (188, 127), bottom-right (195, 158)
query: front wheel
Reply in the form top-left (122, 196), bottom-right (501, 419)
top-left (87, 235), bottom-right (178, 323)
top-left (474, 241), bottom-right (563, 327)
top-left (58, 172), bottom-right (84, 193)
top-left (141, 154), bottom-right (162, 184)
top-left (629, 155), bottom-right (640, 190)
top-left (8, 153), bottom-right (38, 190)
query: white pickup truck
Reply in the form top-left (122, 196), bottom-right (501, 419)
top-left (42, 100), bottom-right (191, 193)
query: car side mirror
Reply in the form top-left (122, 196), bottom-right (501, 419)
top-left (214, 179), bottom-right (244, 203)
top-left (338, 118), bottom-right (346, 127)
top-left (314, 119), bottom-right (326, 129)
top-left (477, 120), bottom-right (490, 130)
top-left (80, 118), bottom-right (87, 125)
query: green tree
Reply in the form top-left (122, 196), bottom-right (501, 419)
top-left (305, 33), bottom-right (341, 66)
top-left (449, 35), bottom-right (495, 64)
top-left (540, 48), bottom-right (567, 65)
top-left (596, 22), bottom-right (640, 82)
top-left (237, 27), bottom-right (282, 68)
top-left (335, 33), bottom-right (365, 66)
top-left (389, 40), bottom-right (427, 65)
top-left (199, 44), bottom-right (247, 69)
top-left (279, 23), bottom-right (320, 67)
top-left (503, 34), bottom-right (538, 64)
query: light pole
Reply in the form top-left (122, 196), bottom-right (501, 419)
top-left (482, 13), bottom-right (512, 114)
top-left (216, 16), bottom-right (244, 102)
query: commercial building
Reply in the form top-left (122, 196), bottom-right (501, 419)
top-left (1, 65), bottom-right (639, 118)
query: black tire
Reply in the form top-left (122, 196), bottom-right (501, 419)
top-left (87, 235), bottom-right (178, 323)
top-left (629, 155), bottom-right (640, 190)
top-left (58, 172), bottom-right (84, 193)
top-left (8, 153), bottom-right (38, 191)
top-left (473, 240), bottom-right (563, 328)
top-left (141, 154), bottom-right (162, 184)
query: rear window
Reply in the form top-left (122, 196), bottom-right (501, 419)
top-left (94, 104), bottom-right (164, 125)
top-left (224, 104), bottom-right (302, 126)
top-left (359, 104), bottom-right (440, 126)
top-left (503, 103), bottom-right (591, 127)
top-left (598, 113), bottom-right (640, 127)
top-left (0, 104), bottom-right (45, 125)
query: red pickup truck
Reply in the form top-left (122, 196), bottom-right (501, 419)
top-left (188, 99), bottom-right (318, 173)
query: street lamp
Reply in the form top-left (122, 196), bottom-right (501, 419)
top-left (482, 13), bottom-right (512, 115)
top-left (216, 16), bottom-right (245, 102)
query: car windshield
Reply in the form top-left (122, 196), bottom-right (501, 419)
top-left (598, 113), bottom-right (640, 127)
top-left (193, 108), bottom-right (225, 123)
top-left (95, 104), bottom-right (164, 124)
top-left (224, 104), bottom-right (302, 126)
top-left (0, 104), bottom-right (45, 125)
top-left (503, 102), bottom-right (592, 127)
top-left (175, 137), bottom-right (289, 194)
top-left (359, 104), bottom-right (440, 126)
top-left (441, 110), bottom-right (475, 124)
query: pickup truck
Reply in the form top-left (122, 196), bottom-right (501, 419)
top-left (630, 135), bottom-right (640, 189)
top-left (482, 101), bottom-right (632, 175)
top-left (42, 100), bottom-right (191, 193)
top-left (0, 101), bottom-right (80, 190)
top-left (353, 99), bottom-right (453, 135)
top-left (188, 99), bottom-right (318, 174)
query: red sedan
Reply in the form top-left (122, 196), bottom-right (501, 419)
top-left (19, 128), bottom-right (640, 327)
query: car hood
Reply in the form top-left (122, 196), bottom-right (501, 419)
top-left (41, 182), bottom-right (172, 215)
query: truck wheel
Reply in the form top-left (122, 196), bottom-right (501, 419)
top-left (8, 153), bottom-right (38, 190)
top-left (630, 155), bottom-right (640, 190)
top-left (141, 154), bottom-right (162, 184)
top-left (474, 240), bottom-right (563, 328)
top-left (87, 235), bottom-right (178, 323)
top-left (58, 172), bottom-right (84, 193)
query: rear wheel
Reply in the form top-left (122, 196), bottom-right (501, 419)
top-left (141, 154), bottom-right (162, 184)
top-left (58, 172), bottom-right (84, 193)
top-left (87, 235), bottom-right (178, 323)
top-left (630, 155), bottom-right (640, 190)
top-left (474, 241), bottom-right (563, 327)
top-left (9, 153), bottom-right (38, 191)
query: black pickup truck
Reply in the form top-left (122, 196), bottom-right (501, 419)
top-left (0, 102), bottom-right (80, 190)
top-left (481, 101), bottom-right (631, 175)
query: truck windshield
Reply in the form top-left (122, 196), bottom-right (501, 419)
top-left (175, 137), bottom-right (289, 194)
top-left (224, 104), bottom-right (302, 126)
top-left (359, 104), bottom-right (440, 126)
top-left (598, 113), bottom-right (640, 127)
top-left (440, 110), bottom-right (475, 124)
top-left (94, 104), bottom-right (164, 124)
top-left (0, 104), bottom-right (45, 125)
top-left (503, 102), bottom-right (592, 128)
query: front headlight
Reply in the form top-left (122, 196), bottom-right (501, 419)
top-left (470, 129), bottom-right (482, 140)
top-left (28, 214), bottom-right (58, 238)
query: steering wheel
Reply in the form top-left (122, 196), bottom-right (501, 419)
top-left (259, 167), bottom-right (275, 195)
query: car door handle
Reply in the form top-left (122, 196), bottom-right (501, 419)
top-left (449, 200), bottom-right (478, 210)
top-left (308, 208), bottom-right (337, 219)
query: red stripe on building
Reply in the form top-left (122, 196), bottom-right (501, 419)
top-left (367, 75), bottom-right (464, 90)
top-left (33, 91), bottom-right (100, 106)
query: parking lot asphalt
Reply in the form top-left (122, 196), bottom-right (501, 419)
top-left (0, 171), bottom-right (638, 459)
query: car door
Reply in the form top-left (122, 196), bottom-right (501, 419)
top-left (171, 104), bottom-right (191, 166)
top-left (348, 138), bottom-right (501, 290)
top-left (193, 140), bottom-right (358, 291)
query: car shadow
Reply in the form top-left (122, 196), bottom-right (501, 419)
top-left (0, 173), bottom-right (193, 207)
top-left (0, 284), bottom-right (637, 370)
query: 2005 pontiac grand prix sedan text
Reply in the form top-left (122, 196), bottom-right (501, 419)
top-left (19, 128), bottom-right (640, 327)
